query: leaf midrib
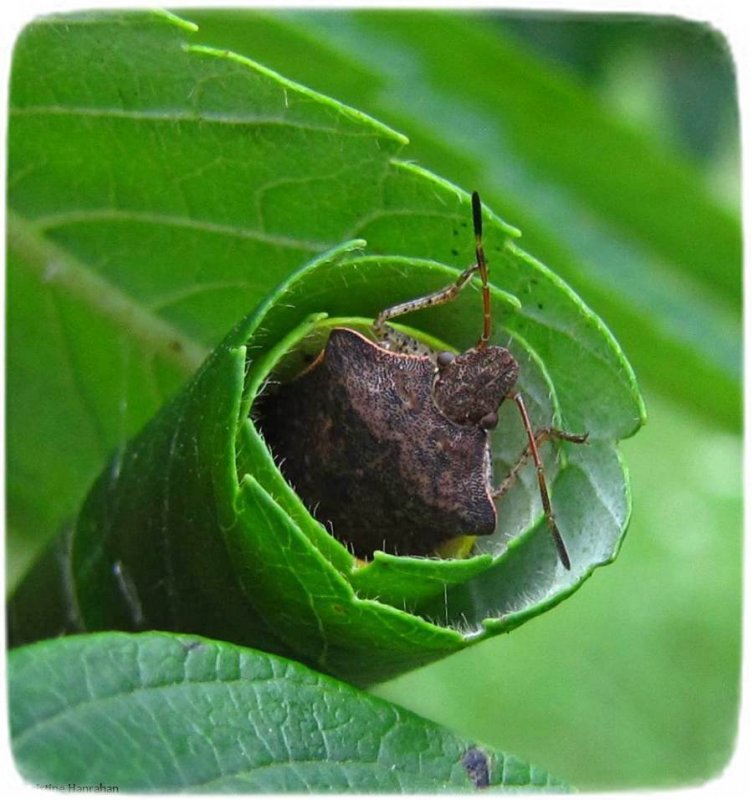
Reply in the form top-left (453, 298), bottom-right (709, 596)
top-left (7, 210), bottom-right (209, 374)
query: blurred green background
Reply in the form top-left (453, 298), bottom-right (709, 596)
top-left (8, 8), bottom-right (742, 790)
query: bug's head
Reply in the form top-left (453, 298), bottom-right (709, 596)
top-left (433, 346), bottom-right (518, 428)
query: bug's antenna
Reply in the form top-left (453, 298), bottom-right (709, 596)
top-left (472, 191), bottom-right (492, 348)
top-left (511, 392), bottom-right (572, 570)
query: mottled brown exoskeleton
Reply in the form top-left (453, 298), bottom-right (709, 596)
top-left (258, 193), bottom-right (587, 566)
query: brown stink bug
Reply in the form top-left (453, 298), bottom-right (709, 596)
top-left (257, 192), bottom-right (587, 567)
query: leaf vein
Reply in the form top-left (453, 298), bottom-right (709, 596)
top-left (10, 104), bottom-right (391, 138)
top-left (35, 208), bottom-right (333, 252)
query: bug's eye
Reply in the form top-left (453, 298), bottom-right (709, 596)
top-left (479, 411), bottom-right (499, 430)
top-left (436, 351), bottom-right (455, 368)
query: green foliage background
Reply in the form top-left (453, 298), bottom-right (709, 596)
top-left (6, 9), bottom-right (741, 790)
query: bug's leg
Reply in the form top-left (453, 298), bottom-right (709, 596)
top-left (374, 191), bottom-right (493, 354)
top-left (494, 392), bottom-right (588, 570)
top-left (493, 427), bottom-right (589, 499)
top-left (494, 429), bottom-right (554, 501)
top-left (373, 263), bottom-right (479, 353)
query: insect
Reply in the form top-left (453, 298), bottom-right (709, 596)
top-left (257, 192), bottom-right (587, 567)
top-left (462, 746), bottom-right (491, 789)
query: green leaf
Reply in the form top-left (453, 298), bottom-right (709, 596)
top-left (181, 8), bottom-right (741, 429)
top-left (9, 631), bottom-right (565, 792)
top-left (8, 10), bottom-right (642, 684)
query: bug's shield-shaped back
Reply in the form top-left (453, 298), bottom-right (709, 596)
top-left (258, 328), bottom-right (497, 557)
top-left (433, 347), bottom-right (518, 427)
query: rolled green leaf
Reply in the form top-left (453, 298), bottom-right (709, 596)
top-left (7, 8), bottom-right (643, 686)
top-left (10, 194), bottom-right (643, 683)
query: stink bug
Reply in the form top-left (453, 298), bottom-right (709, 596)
top-left (257, 193), bottom-right (587, 567)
